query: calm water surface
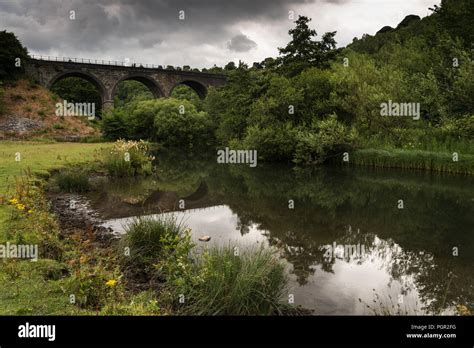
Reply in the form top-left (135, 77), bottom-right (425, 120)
top-left (85, 155), bottom-right (474, 315)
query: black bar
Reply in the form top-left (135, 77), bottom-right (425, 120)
top-left (0, 316), bottom-right (472, 346)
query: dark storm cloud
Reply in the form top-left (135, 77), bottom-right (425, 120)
top-left (227, 34), bottom-right (257, 52)
top-left (0, 0), bottom-right (314, 52)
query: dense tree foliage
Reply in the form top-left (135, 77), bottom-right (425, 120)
top-left (430, 0), bottom-right (474, 47)
top-left (153, 98), bottom-right (213, 148)
top-left (114, 80), bottom-right (154, 108)
top-left (103, 98), bottom-right (213, 149)
top-left (0, 30), bottom-right (28, 80)
top-left (170, 84), bottom-right (203, 111)
top-left (205, 7), bottom-right (473, 163)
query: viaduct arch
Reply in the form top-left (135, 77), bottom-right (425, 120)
top-left (25, 57), bottom-right (227, 110)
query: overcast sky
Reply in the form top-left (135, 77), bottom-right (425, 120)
top-left (0, 0), bottom-right (440, 69)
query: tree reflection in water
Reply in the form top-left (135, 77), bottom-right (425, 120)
top-left (87, 153), bottom-right (474, 314)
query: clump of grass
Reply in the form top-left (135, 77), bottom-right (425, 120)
top-left (102, 139), bottom-right (154, 177)
top-left (52, 123), bottom-right (65, 130)
top-left (167, 246), bottom-right (289, 315)
top-left (119, 215), bottom-right (192, 280)
top-left (120, 216), bottom-right (290, 315)
top-left (55, 170), bottom-right (90, 192)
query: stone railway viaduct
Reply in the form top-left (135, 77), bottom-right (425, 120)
top-left (25, 57), bottom-right (227, 110)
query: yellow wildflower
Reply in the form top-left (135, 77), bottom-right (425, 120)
top-left (9, 198), bottom-right (18, 205)
top-left (106, 279), bottom-right (117, 287)
top-left (456, 304), bottom-right (471, 316)
top-left (28, 210), bottom-right (33, 214)
top-left (16, 204), bottom-right (26, 211)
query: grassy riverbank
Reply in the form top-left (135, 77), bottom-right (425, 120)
top-left (0, 141), bottom-right (108, 235)
top-left (0, 140), bottom-right (291, 315)
top-left (0, 140), bottom-right (471, 315)
top-left (342, 148), bottom-right (474, 175)
top-left (0, 141), bottom-right (110, 314)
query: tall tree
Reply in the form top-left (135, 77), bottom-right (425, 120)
top-left (277, 16), bottom-right (337, 76)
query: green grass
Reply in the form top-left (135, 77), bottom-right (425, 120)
top-left (0, 141), bottom-right (107, 233)
top-left (120, 215), bottom-right (191, 277)
top-left (358, 129), bottom-right (474, 154)
top-left (170, 247), bottom-right (289, 315)
top-left (0, 261), bottom-right (83, 315)
top-left (0, 141), bottom-right (111, 314)
top-left (335, 148), bottom-right (474, 175)
top-left (120, 217), bottom-right (290, 315)
top-left (55, 170), bottom-right (91, 192)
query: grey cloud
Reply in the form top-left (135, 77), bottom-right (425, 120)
top-left (227, 34), bottom-right (257, 52)
top-left (0, 0), bottom-right (312, 47)
top-left (0, 0), bottom-right (438, 68)
top-left (0, 0), bottom-right (317, 65)
top-left (138, 36), bottom-right (163, 49)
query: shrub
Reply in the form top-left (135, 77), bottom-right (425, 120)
top-left (439, 115), bottom-right (474, 138)
top-left (101, 109), bottom-right (130, 140)
top-left (293, 114), bottom-right (357, 165)
top-left (239, 123), bottom-right (297, 162)
top-left (102, 139), bottom-right (154, 177)
top-left (102, 98), bottom-right (214, 147)
top-left (166, 246), bottom-right (289, 315)
top-left (129, 100), bottom-right (165, 140)
top-left (55, 170), bottom-right (90, 192)
top-left (152, 98), bottom-right (214, 148)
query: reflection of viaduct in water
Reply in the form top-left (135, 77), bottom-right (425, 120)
top-left (167, 204), bottom-right (228, 215)
top-left (94, 181), bottom-right (226, 219)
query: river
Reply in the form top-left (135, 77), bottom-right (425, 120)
top-left (84, 153), bottom-right (474, 315)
